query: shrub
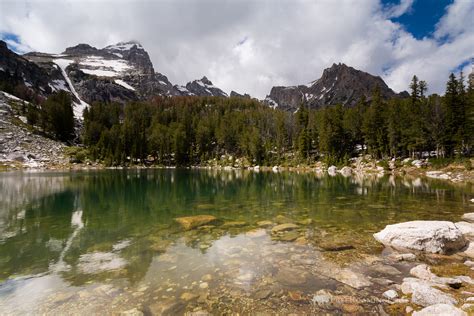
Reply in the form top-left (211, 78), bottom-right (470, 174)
top-left (463, 159), bottom-right (472, 171)
top-left (65, 146), bottom-right (89, 163)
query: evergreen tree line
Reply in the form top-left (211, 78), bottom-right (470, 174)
top-left (80, 73), bottom-right (473, 166)
top-left (18, 90), bottom-right (76, 142)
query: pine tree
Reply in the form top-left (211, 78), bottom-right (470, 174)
top-left (40, 91), bottom-right (75, 141)
top-left (362, 87), bottom-right (387, 158)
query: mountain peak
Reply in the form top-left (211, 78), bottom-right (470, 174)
top-left (199, 76), bottom-right (212, 85)
top-left (265, 63), bottom-right (404, 111)
top-left (105, 41), bottom-right (144, 51)
top-left (184, 76), bottom-right (227, 97)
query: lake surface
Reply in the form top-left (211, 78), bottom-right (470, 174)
top-left (0, 169), bottom-right (472, 314)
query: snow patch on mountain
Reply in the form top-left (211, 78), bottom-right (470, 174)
top-left (54, 58), bottom-right (89, 119)
top-left (79, 56), bottom-right (132, 77)
top-left (265, 97), bottom-right (279, 109)
top-left (105, 42), bottom-right (143, 51)
top-left (115, 79), bottom-right (135, 91)
top-left (49, 79), bottom-right (68, 92)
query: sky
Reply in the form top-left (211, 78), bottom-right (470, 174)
top-left (0, 0), bottom-right (473, 98)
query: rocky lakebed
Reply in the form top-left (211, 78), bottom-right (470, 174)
top-left (0, 169), bottom-right (473, 315)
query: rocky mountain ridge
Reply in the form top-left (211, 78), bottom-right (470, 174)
top-left (1, 40), bottom-right (228, 118)
top-left (1, 40), bottom-right (411, 118)
top-left (265, 63), bottom-right (409, 111)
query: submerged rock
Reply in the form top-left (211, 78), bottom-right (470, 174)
top-left (254, 289), bottom-right (272, 300)
top-left (275, 267), bottom-right (308, 286)
top-left (257, 220), bottom-right (273, 227)
top-left (245, 228), bottom-right (267, 238)
top-left (319, 242), bottom-right (355, 252)
top-left (274, 215), bottom-right (294, 224)
top-left (180, 292), bottom-right (199, 302)
top-left (271, 223), bottom-right (299, 234)
top-left (174, 215), bottom-right (217, 230)
top-left (374, 221), bottom-right (467, 254)
top-left (149, 298), bottom-right (185, 315)
top-left (413, 304), bottom-right (467, 316)
top-left (274, 231), bottom-right (300, 242)
top-left (297, 218), bottom-right (313, 225)
top-left (120, 308), bottom-right (144, 316)
top-left (334, 268), bottom-right (372, 289)
top-left (221, 221), bottom-right (247, 228)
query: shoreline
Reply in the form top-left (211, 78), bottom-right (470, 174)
top-left (2, 156), bottom-right (473, 184)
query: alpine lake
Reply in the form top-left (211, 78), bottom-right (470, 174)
top-left (0, 168), bottom-right (473, 315)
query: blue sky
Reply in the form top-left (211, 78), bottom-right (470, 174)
top-left (384, 0), bottom-right (453, 39)
top-left (0, 0), bottom-right (473, 97)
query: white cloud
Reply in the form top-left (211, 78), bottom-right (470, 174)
top-left (435, 0), bottom-right (474, 40)
top-left (0, 0), bottom-right (473, 98)
top-left (384, 0), bottom-right (415, 18)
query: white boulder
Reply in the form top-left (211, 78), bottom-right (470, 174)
top-left (459, 242), bottom-right (474, 259)
top-left (455, 221), bottom-right (474, 238)
top-left (410, 264), bottom-right (462, 288)
top-left (413, 304), bottom-right (467, 316)
top-left (374, 221), bottom-right (467, 254)
top-left (327, 165), bottom-right (337, 176)
top-left (410, 283), bottom-right (456, 307)
top-left (462, 213), bottom-right (474, 223)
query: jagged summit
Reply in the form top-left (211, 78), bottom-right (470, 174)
top-left (265, 63), bottom-right (406, 111)
top-left (173, 76), bottom-right (228, 97)
top-left (185, 76), bottom-right (228, 97)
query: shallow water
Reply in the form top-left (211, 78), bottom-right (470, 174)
top-left (0, 169), bottom-right (472, 314)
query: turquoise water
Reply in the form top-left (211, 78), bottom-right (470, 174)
top-left (0, 169), bottom-right (472, 314)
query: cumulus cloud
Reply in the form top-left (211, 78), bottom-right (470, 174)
top-left (0, 0), bottom-right (473, 98)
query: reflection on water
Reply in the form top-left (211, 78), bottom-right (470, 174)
top-left (0, 169), bottom-right (472, 314)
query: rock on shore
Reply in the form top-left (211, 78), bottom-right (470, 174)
top-left (413, 304), bottom-right (467, 316)
top-left (373, 221), bottom-right (467, 254)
